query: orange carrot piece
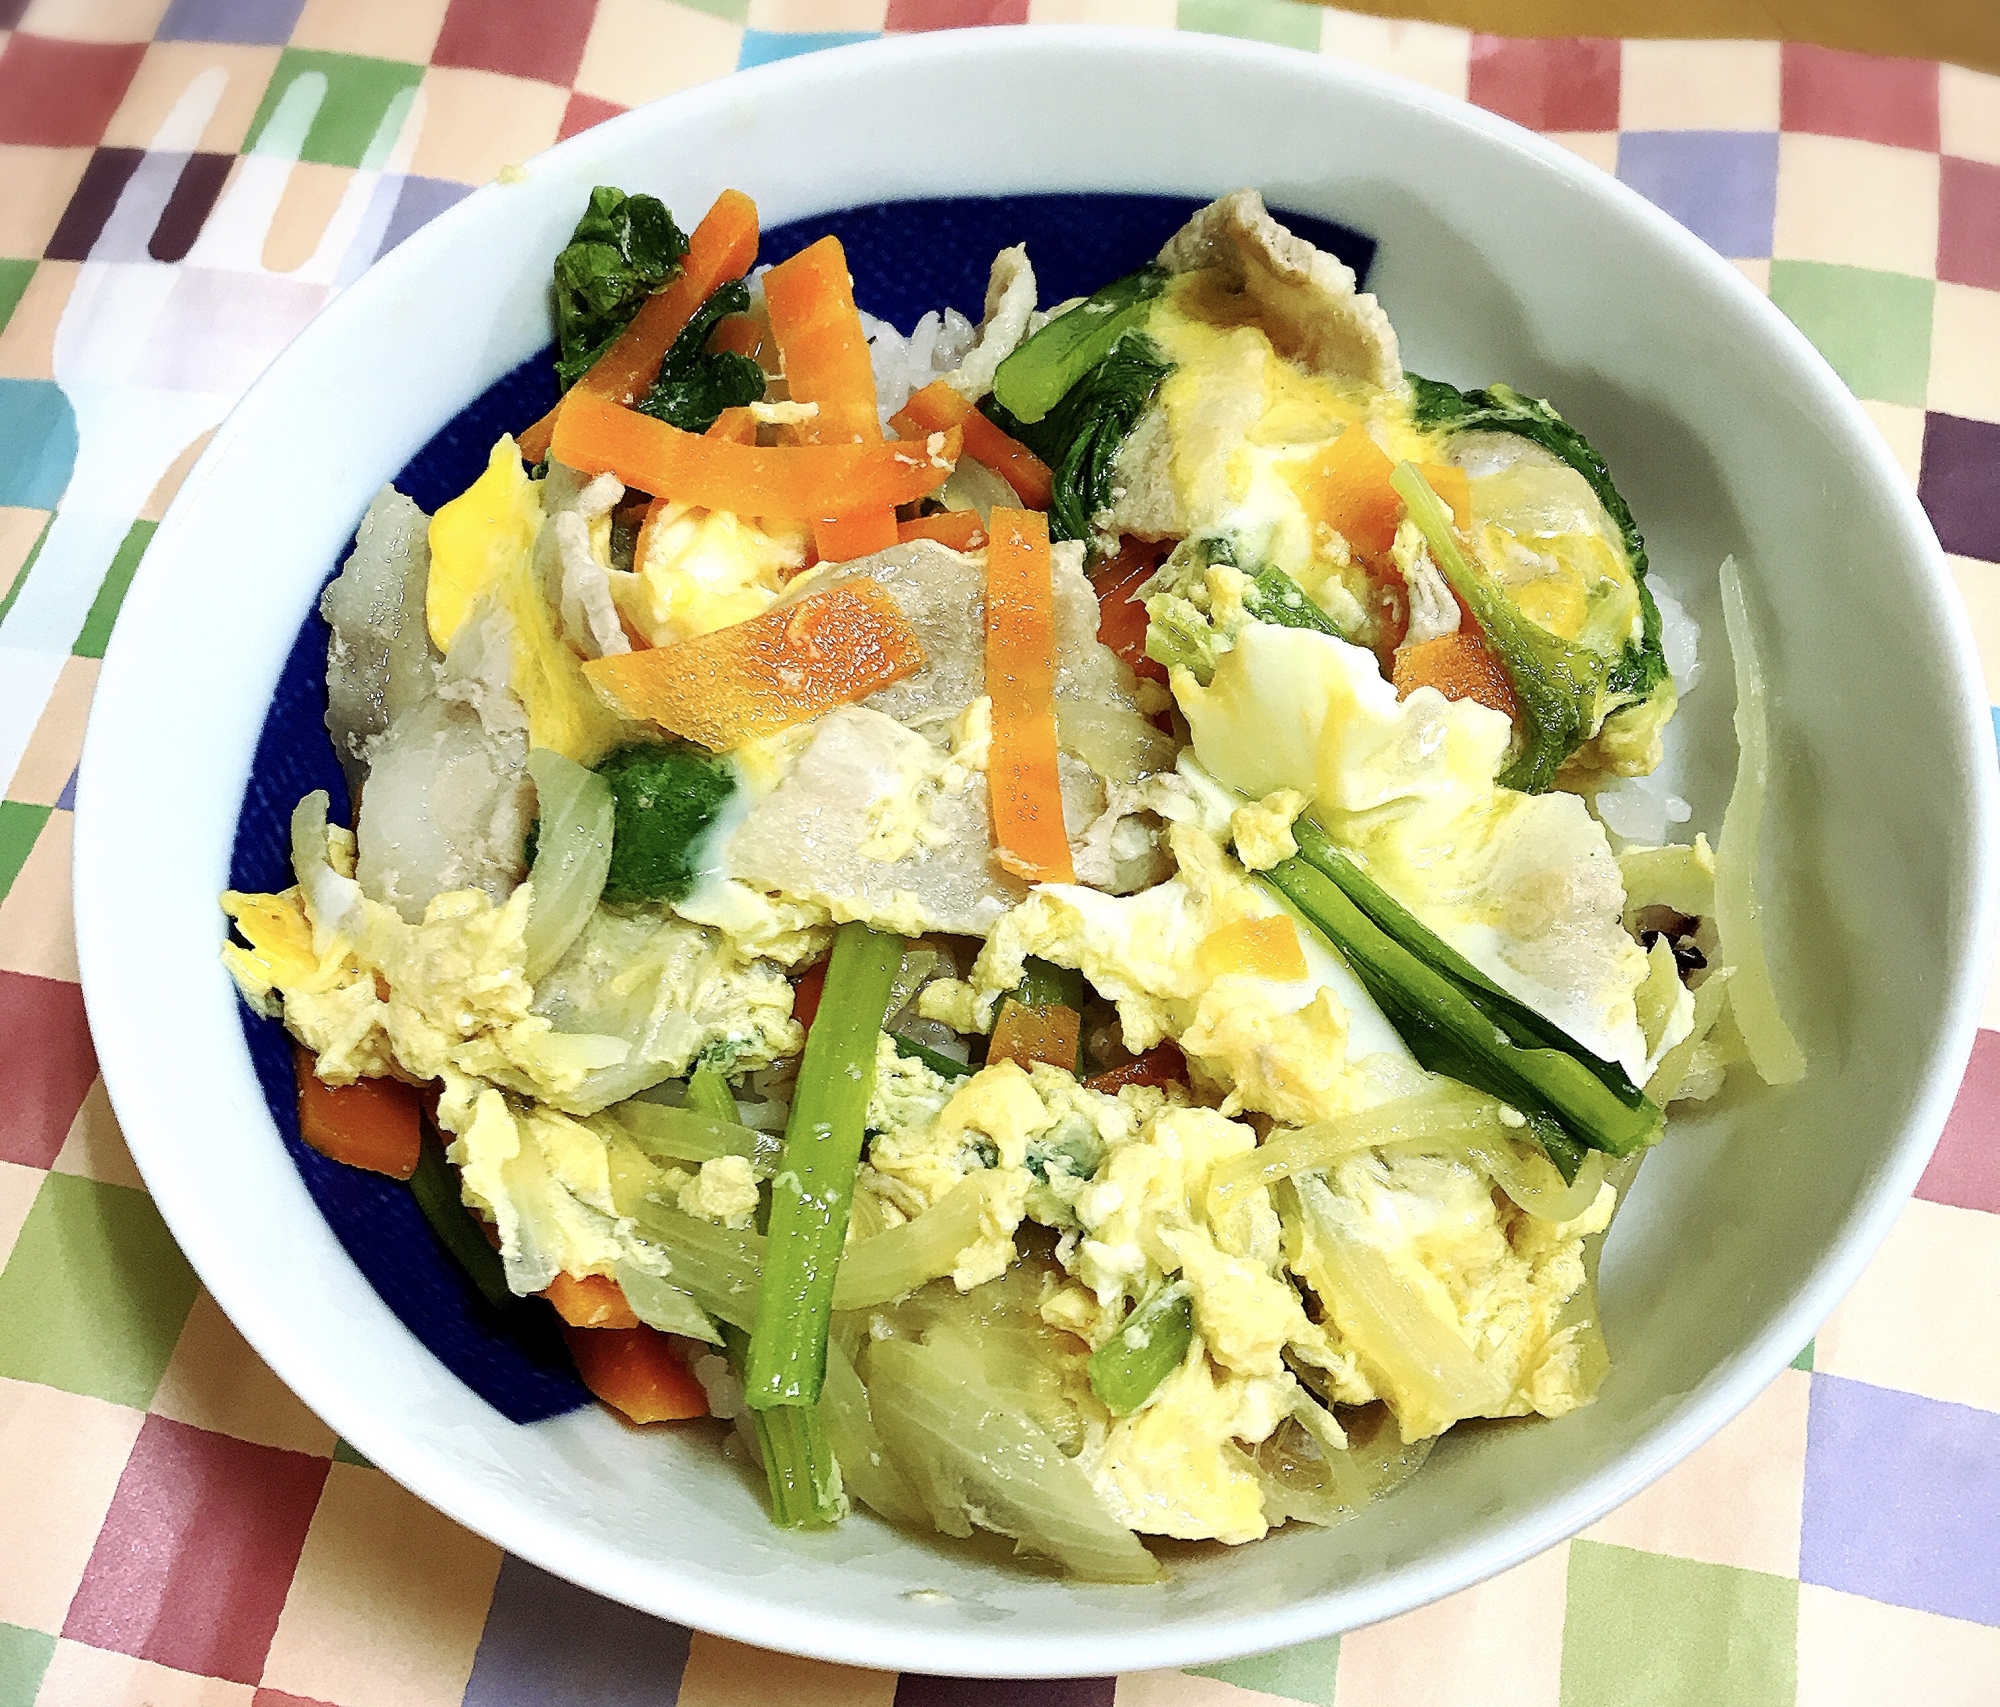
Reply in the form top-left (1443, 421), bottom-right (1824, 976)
top-left (583, 577), bottom-right (926, 748)
top-left (1196, 915), bottom-right (1309, 981)
top-left (897, 510), bottom-right (989, 551)
top-left (705, 406), bottom-right (759, 445)
top-left (1392, 629), bottom-right (1520, 721)
top-left (1417, 462), bottom-right (1472, 529)
top-left (1083, 1042), bottom-right (1188, 1094)
top-left (292, 1044), bottom-right (420, 1180)
top-left (891, 380), bottom-right (1054, 510)
top-left (519, 189), bottom-right (762, 463)
top-left (544, 1271), bottom-right (640, 1329)
top-left (710, 312), bottom-right (767, 362)
top-left (1287, 426), bottom-right (1403, 558)
top-left (563, 1324), bottom-right (709, 1422)
top-left (988, 1001), bottom-right (1081, 1074)
top-left (1088, 538), bottom-right (1171, 683)
top-left (762, 235), bottom-right (897, 561)
top-left (552, 390), bottom-right (958, 517)
top-left (984, 507), bottom-right (1074, 884)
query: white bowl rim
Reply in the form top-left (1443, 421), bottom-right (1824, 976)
top-left (73, 24), bottom-right (1998, 1677)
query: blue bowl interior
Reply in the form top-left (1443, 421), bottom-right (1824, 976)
top-left (227, 193), bottom-right (1376, 1424)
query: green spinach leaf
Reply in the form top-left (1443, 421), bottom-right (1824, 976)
top-left (634, 277), bottom-right (767, 435)
top-left (552, 186), bottom-right (690, 391)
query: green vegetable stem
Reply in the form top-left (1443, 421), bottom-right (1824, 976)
top-left (694, 1063), bottom-right (846, 1527)
top-left (408, 1116), bottom-right (511, 1311)
top-left (1391, 462), bottom-right (1607, 794)
top-left (745, 922), bottom-right (905, 1412)
top-left (552, 186), bottom-right (690, 391)
top-left (1089, 1281), bottom-right (1193, 1415)
top-left (991, 265), bottom-right (1167, 425)
top-left (987, 334), bottom-right (1171, 545)
top-left (1264, 826), bottom-right (1661, 1168)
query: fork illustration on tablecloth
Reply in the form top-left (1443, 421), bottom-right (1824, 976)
top-left (0, 65), bottom-right (424, 789)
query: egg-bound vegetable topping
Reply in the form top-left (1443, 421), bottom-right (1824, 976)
top-left (223, 184), bottom-right (1798, 1578)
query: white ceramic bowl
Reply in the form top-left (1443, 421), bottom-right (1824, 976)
top-left (74, 26), bottom-right (1995, 1677)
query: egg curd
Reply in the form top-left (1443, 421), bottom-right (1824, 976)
top-left (223, 184), bottom-right (1792, 1583)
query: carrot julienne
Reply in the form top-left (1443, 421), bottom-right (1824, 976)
top-left (763, 235), bottom-right (898, 560)
top-left (891, 380), bottom-right (1054, 511)
top-left (984, 506), bottom-right (1075, 884)
top-left (292, 1044), bottom-right (420, 1180)
top-left (582, 577), bottom-right (927, 749)
top-left (563, 1324), bottom-right (709, 1422)
top-left (544, 1271), bottom-right (640, 1329)
top-left (896, 510), bottom-right (989, 551)
top-left (519, 188), bottom-right (762, 463)
top-left (551, 389), bottom-right (958, 519)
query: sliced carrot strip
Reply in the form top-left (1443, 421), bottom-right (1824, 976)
top-left (520, 188), bottom-right (762, 464)
top-left (552, 390), bottom-right (958, 517)
top-left (897, 510), bottom-right (989, 551)
top-left (1083, 1042), bottom-right (1188, 1094)
top-left (763, 235), bottom-right (897, 561)
top-left (1088, 538), bottom-right (1171, 683)
top-left (985, 507), bottom-right (1074, 884)
top-left (1196, 915), bottom-right (1309, 981)
top-left (1286, 425), bottom-right (1403, 558)
top-left (1416, 462), bottom-right (1472, 528)
top-left (987, 1001), bottom-right (1081, 1074)
top-left (544, 1271), bottom-right (640, 1329)
top-left (1392, 628), bottom-right (1520, 721)
top-left (705, 405), bottom-right (759, 445)
top-left (891, 380), bottom-right (1053, 511)
top-left (292, 1044), bottom-right (420, 1180)
top-left (583, 577), bottom-right (926, 749)
top-left (563, 1324), bottom-right (708, 1422)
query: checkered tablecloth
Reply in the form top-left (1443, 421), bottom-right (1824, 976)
top-left (1, 2), bottom-right (1997, 1703)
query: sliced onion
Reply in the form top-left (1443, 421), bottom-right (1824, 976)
top-left (1464, 1135), bottom-right (1606, 1224)
top-left (1056, 698), bottom-right (1180, 783)
top-left (1714, 558), bottom-right (1805, 1084)
top-left (522, 749), bottom-right (614, 984)
top-left (832, 1171), bottom-right (1010, 1310)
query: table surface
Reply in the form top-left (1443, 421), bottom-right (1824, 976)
top-left (2, 3), bottom-right (1998, 1705)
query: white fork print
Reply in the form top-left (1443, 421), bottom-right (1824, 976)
top-left (0, 66), bottom-right (424, 791)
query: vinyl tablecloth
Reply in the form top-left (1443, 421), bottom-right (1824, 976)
top-left (2, 2), bottom-right (1998, 1704)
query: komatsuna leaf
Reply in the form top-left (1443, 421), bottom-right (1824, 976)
top-left (1407, 374), bottom-right (1666, 703)
top-left (635, 277), bottom-right (767, 435)
top-left (552, 186), bottom-right (691, 391)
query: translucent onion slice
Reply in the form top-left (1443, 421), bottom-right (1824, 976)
top-left (819, 1336), bottom-right (927, 1527)
top-left (1714, 558), bottom-right (1805, 1084)
top-left (522, 749), bottom-right (614, 984)
top-left (1253, 1405), bottom-right (1435, 1528)
top-left (614, 1257), bottom-right (722, 1344)
top-left (1645, 968), bottom-right (1735, 1107)
top-left (865, 1333), bottom-right (1160, 1582)
top-left (831, 1171), bottom-right (1010, 1310)
top-left (1055, 697), bottom-right (1180, 783)
top-left (609, 1100), bottom-right (782, 1175)
top-left (1295, 1175), bottom-right (1511, 1437)
top-left (1463, 1135), bottom-right (1607, 1224)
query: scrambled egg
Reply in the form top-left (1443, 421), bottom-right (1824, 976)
top-left (611, 499), bottom-right (807, 647)
top-left (922, 815), bottom-right (1414, 1127)
top-left (1179, 624), bottom-right (1654, 1080)
top-left (221, 792), bottom-right (797, 1118)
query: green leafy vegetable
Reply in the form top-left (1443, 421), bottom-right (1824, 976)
top-left (634, 277), bottom-right (767, 434)
top-left (593, 741), bottom-right (738, 907)
top-left (1143, 536), bottom-right (1351, 684)
top-left (552, 186), bottom-right (690, 391)
top-left (1264, 824), bottom-right (1662, 1165)
top-left (1407, 374), bottom-right (1666, 704)
top-left (408, 1121), bottom-right (510, 1310)
top-left (990, 264), bottom-right (1167, 425)
top-left (1088, 1281), bottom-right (1193, 1415)
top-left (745, 922), bottom-right (904, 1410)
top-left (1393, 462), bottom-right (1608, 794)
top-left (986, 333), bottom-right (1171, 543)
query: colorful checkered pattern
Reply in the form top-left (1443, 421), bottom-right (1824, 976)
top-left (1, 2), bottom-right (1997, 1703)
